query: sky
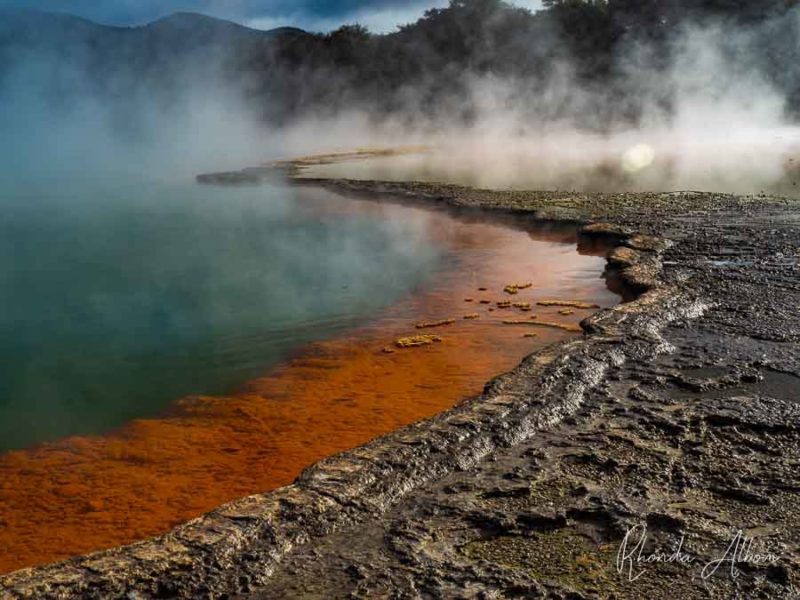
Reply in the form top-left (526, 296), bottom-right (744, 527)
top-left (0, 0), bottom-right (543, 33)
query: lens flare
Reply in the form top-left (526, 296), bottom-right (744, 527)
top-left (621, 144), bottom-right (656, 173)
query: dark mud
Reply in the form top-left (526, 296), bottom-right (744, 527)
top-left (2, 174), bottom-right (799, 599)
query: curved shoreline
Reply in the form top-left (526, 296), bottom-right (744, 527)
top-left (0, 171), bottom-right (701, 597)
top-left (0, 183), bottom-right (612, 574)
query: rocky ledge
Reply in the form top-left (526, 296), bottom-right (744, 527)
top-left (2, 176), bottom-right (799, 599)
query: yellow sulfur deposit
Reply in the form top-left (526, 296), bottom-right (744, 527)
top-left (415, 318), bottom-right (456, 329)
top-left (504, 282), bottom-right (532, 295)
top-left (395, 334), bottom-right (443, 348)
top-left (537, 300), bottom-right (600, 309)
top-left (513, 302), bottom-right (532, 311)
top-left (558, 309), bottom-right (575, 316)
top-left (496, 300), bottom-right (512, 308)
top-left (463, 313), bottom-right (480, 320)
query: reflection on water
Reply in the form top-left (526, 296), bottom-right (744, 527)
top-left (0, 184), bottom-right (617, 573)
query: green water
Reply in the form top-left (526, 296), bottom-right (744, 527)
top-left (0, 178), bottom-right (441, 451)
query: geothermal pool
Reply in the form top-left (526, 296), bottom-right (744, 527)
top-left (0, 178), bottom-right (618, 573)
top-left (0, 179), bottom-right (445, 451)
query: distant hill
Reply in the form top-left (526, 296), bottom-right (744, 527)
top-left (0, 8), bottom-right (306, 77)
top-left (0, 7), bottom-right (309, 115)
top-left (0, 8), bottom-right (303, 44)
top-left (142, 12), bottom-right (306, 46)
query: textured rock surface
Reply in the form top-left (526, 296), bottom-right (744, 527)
top-left (2, 176), bottom-right (799, 599)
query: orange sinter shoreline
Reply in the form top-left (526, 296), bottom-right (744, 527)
top-left (0, 193), bottom-right (618, 574)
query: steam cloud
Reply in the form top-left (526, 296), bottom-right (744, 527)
top-left (281, 16), bottom-right (800, 196)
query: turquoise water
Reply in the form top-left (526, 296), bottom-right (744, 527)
top-left (0, 178), bottom-right (442, 451)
